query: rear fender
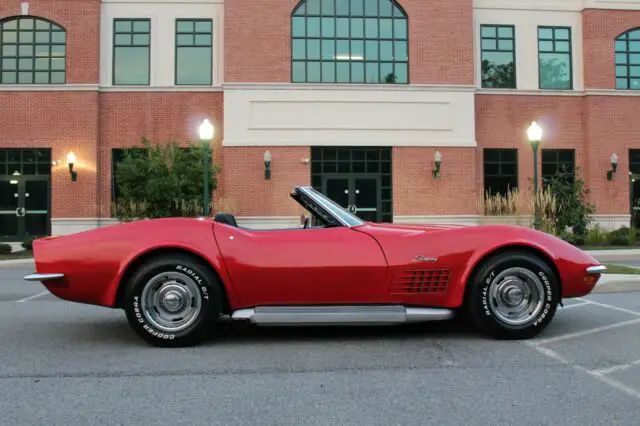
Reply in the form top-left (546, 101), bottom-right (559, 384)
top-left (106, 226), bottom-right (240, 311)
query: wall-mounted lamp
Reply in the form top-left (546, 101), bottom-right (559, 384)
top-left (264, 150), bottom-right (272, 180)
top-left (432, 151), bottom-right (442, 179)
top-left (607, 153), bottom-right (618, 180)
top-left (67, 151), bottom-right (77, 182)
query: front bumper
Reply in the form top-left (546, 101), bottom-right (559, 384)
top-left (586, 265), bottom-right (607, 274)
top-left (24, 273), bottom-right (65, 281)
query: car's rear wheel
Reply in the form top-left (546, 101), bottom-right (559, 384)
top-left (123, 254), bottom-right (222, 347)
top-left (466, 251), bottom-right (559, 340)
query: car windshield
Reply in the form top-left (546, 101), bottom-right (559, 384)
top-left (300, 187), bottom-right (365, 227)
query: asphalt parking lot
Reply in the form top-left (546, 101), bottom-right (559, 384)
top-left (1, 266), bottom-right (640, 425)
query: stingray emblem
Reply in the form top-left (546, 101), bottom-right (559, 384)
top-left (413, 256), bottom-right (438, 263)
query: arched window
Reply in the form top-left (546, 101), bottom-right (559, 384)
top-left (0, 16), bottom-right (66, 84)
top-left (615, 27), bottom-right (640, 90)
top-left (291, 0), bottom-right (408, 84)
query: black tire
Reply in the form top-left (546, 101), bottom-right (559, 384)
top-left (123, 254), bottom-right (223, 347)
top-left (466, 251), bottom-right (559, 340)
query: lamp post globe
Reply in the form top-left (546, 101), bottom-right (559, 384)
top-left (199, 119), bottom-right (215, 217)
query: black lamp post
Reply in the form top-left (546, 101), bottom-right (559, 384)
top-left (527, 121), bottom-right (543, 230)
top-left (199, 119), bottom-right (214, 216)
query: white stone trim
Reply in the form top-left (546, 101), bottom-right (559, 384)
top-left (223, 85), bottom-right (477, 147)
top-left (102, 0), bottom-right (224, 3)
top-left (474, 0), bottom-right (640, 12)
top-left (476, 89), bottom-right (584, 96)
top-left (0, 84), bottom-right (100, 91)
top-left (235, 216), bottom-right (301, 229)
top-left (52, 218), bottom-right (120, 235)
top-left (585, 89), bottom-right (640, 97)
top-left (222, 83), bottom-right (477, 93)
top-left (99, 85), bottom-right (223, 92)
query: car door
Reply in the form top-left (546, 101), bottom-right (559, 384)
top-left (213, 223), bottom-right (389, 307)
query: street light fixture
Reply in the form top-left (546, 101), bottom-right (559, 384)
top-left (527, 121), bottom-right (543, 230)
top-left (199, 119), bottom-right (215, 216)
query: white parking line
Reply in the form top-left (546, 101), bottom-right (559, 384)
top-left (592, 359), bottom-right (640, 376)
top-left (16, 291), bottom-right (50, 303)
top-left (525, 342), bottom-right (640, 401)
top-left (561, 301), bottom-right (592, 309)
top-left (531, 318), bottom-right (640, 346)
top-left (576, 298), bottom-right (640, 317)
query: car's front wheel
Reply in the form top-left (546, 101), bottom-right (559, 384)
top-left (466, 251), bottom-right (559, 340)
top-left (123, 254), bottom-right (222, 347)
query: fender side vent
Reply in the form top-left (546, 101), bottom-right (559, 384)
top-left (391, 269), bottom-right (450, 294)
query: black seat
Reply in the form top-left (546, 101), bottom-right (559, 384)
top-left (214, 212), bottom-right (238, 227)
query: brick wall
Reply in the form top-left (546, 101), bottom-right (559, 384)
top-left (0, 0), bottom-right (100, 83)
top-left (393, 147), bottom-right (477, 215)
top-left (475, 94), bottom-right (586, 214)
top-left (221, 147), bottom-right (311, 216)
top-left (98, 92), bottom-right (224, 218)
top-left (583, 9), bottom-right (640, 90)
top-left (224, 0), bottom-right (474, 85)
top-left (583, 95), bottom-right (640, 214)
top-left (0, 92), bottom-right (99, 218)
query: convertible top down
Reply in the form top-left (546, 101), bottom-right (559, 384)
top-left (25, 186), bottom-right (606, 347)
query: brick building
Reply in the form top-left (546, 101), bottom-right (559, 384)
top-left (1, 0), bottom-right (640, 243)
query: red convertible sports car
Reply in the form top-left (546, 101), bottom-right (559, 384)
top-left (24, 185), bottom-right (606, 347)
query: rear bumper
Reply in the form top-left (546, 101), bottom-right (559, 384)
top-left (24, 273), bottom-right (65, 281)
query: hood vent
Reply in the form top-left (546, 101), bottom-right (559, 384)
top-left (391, 269), bottom-right (450, 294)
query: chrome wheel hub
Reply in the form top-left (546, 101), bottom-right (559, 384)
top-left (488, 267), bottom-right (545, 326)
top-left (140, 271), bottom-right (202, 333)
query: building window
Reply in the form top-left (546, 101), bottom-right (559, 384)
top-left (0, 16), bottom-right (66, 84)
top-left (175, 19), bottom-right (212, 85)
top-left (113, 18), bottom-right (150, 85)
top-left (480, 25), bottom-right (515, 89)
top-left (0, 148), bottom-right (51, 175)
top-left (542, 149), bottom-right (575, 186)
top-left (538, 26), bottom-right (572, 90)
top-left (615, 28), bottom-right (640, 90)
top-left (483, 148), bottom-right (518, 196)
top-left (291, 0), bottom-right (409, 84)
top-left (630, 149), bottom-right (640, 175)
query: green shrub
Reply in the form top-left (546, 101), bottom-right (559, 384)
top-left (22, 237), bottom-right (35, 250)
top-left (0, 244), bottom-right (11, 255)
top-left (606, 227), bottom-right (632, 246)
top-left (113, 137), bottom-right (221, 220)
top-left (543, 167), bottom-right (594, 238)
top-left (585, 225), bottom-right (608, 246)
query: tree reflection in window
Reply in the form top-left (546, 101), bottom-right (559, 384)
top-left (480, 25), bottom-right (515, 89)
top-left (538, 26), bottom-right (572, 90)
top-left (291, 0), bottom-right (408, 84)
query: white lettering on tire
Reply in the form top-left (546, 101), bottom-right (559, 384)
top-left (132, 296), bottom-right (176, 340)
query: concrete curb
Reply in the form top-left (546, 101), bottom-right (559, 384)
top-left (0, 259), bottom-right (34, 268)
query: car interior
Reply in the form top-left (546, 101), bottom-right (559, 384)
top-left (211, 189), bottom-right (341, 231)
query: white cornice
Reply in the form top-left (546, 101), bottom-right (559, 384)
top-left (474, 0), bottom-right (640, 12)
top-left (0, 84), bottom-right (99, 92)
top-left (222, 83), bottom-right (477, 92)
top-left (0, 84), bottom-right (222, 92)
top-left (2, 84), bottom-right (640, 97)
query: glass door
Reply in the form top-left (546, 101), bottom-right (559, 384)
top-left (24, 178), bottom-right (50, 238)
top-left (353, 176), bottom-right (381, 222)
top-left (0, 177), bottom-right (23, 241)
